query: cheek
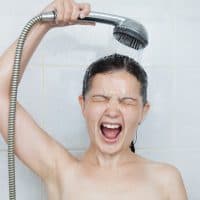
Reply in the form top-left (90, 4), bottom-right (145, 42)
top-left (84, 103), bottom-right (105, 129)
top-left (84, 104), bottom-right (106, 139)
top-left (122, 107), bottom-right (142, 126)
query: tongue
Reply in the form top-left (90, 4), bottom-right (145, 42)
top-left (101, 127), bottom-right (120, 139)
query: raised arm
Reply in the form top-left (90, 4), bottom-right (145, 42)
top-left (0, 0), bottom-right (91, 182)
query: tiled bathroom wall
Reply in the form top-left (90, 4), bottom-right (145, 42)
top-left (0, 0), bottom-right (200, 199)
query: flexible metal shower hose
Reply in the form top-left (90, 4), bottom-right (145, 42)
top-left (8, 12), bottom-right (55, 200)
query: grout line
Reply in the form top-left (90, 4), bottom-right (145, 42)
top-left (41, 177), bottom-right (45, 200)
top-left (42, 63), bottom-right (85, 69)
top-left (172, 67), bottom-right (177, 146)
top-left (29, 63), bottom-right (200, 70)
top-left (172, 12), bottom-right (177, 147)
top-left (1, 146), bottom-right (200, 153)
top-left (28, 63), bottom-right (85, 69)
top-left (68, 147), bottom-right (200, 152)
top-left (137, 147), bottom-right (200, 151)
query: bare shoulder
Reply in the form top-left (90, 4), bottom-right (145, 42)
top-left (136, 155), bottom-right (188, 200)
top-left (156, 162), bottom-right (188, 199)
top-left (135, 154), bottom-right (182, 178)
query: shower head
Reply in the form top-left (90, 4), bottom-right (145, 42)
top-left (42, 11), bottom-right (148, 50)
top-left (82, 12), bottom-right (148, 50)
top-left (113, 20), bottom-right (148, 50)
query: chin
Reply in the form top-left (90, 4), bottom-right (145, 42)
top-left (96, 139), bottom-right (123, 155)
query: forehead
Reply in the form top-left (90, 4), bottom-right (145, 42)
top-left (89, 70), bottom-right (141, 96)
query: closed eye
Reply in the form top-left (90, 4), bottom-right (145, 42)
top-left (121, 98), bottom-right (137, 105)
top-left (92, 95), bottom-right (108, 102)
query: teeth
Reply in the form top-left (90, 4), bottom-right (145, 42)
top-left (102, 123), bottom-right (121, 129)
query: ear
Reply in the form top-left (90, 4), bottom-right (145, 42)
top-left (140, 102), bottom-right (150, 124)
top-left (78, 95), bottom-right (85, 115)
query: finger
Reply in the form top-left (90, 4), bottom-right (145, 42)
top-left (55, 1), bottom-right (64, 24)
top-left (63, 1), bottom-right (73, 23)
top-left (76, 21), bottom-right (96, 26)
top-left (70, 4), bottom-right (80, 23)
top-left (78, 3), bottom-right (91, 19)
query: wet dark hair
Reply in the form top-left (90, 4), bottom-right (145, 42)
top-left (81, 53), bottom-right (148, 153)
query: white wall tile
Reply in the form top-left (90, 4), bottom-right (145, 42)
top-left (0, 0), bottom-right (49, 17)
top-left (142, 20), bottom-right (175, 68)
top-left (0, 151), bottom-right (9, 200)
top-left (135, 68), bottom-right (176, 148)
top-left (173, 20), bottom-right (200, 68)
top-left (15, 157), bottom-right (43, 200)
top-left (0, 16), bottom-right (25, 55)
top-left (173, 0), bottom-right (200, 19)
top-left (41, 24), bottom-right (116, 67)
top-left (174, 69), bottom-right (200, 148)
top-left (89, 0), bottom-right (173, 21)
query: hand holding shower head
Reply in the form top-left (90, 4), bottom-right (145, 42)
top-left (41, 11), bottom-right (148, 50)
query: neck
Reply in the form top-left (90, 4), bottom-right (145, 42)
top-left (81, 144), bottom-right (136, 169)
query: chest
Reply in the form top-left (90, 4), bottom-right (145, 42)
top-left (57, 167), bottom-right (167, 200)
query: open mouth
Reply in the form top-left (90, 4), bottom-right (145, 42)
top-left (100, 122), bottom-right (122, 143)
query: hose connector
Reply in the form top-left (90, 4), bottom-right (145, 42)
top-left (41, 11), bottom-right (56, 21)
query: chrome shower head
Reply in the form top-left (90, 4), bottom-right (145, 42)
top-left (79, 11), bottom-right (148, 50)
top-left (42, 11), bottom-right (148, 50)
top-left (113, 19), bottom-right (148, 50)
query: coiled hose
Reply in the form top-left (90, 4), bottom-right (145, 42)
top-left (8, 11), bottom-right (56, 200)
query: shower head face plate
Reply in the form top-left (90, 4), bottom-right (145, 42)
top-left (113, 19), bottom-right (148, 50)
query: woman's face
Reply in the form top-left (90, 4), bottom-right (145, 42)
top-left (78, 70), bottom-right (150, 154)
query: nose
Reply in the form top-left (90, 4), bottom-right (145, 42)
top-left (105, 99), bottom-right (121, 118)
